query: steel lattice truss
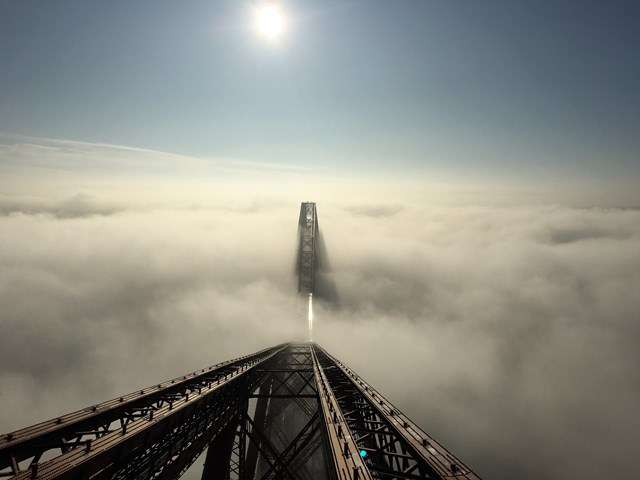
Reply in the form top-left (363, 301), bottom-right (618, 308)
top-left (297, 202), bottom-right (318, 296)
top-left (0, 344), bottom-right (482, 480)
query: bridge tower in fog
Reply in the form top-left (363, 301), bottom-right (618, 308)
top-left (0, 204), bottom-right (483, 480)
top-left (297, 202), bottom-right (319, 340)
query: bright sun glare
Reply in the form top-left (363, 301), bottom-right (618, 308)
top-left (257, 5), bottom-right (284, 39)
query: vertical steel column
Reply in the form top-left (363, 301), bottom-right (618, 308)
top-left (243, 383), bottom-right (272, 479)
top-left (201, 417), bottom-right (239, 480)
top-left (297, 202), bottom-right (318, 296)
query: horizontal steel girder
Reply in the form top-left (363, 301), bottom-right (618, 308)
top-left (0, 343), bottom-right (483, 480)
top-left (312, 345), bottom-right (482, 480)
top-left (0, 344), bottom-right (287, 479)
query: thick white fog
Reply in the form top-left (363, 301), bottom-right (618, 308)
top-left (1, 195), bottom-right (639, 479)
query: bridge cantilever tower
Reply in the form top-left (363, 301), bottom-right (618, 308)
top-left (297, 202), bottom-right (319, 299)
top-left (297, 202), bottom-right (319, 340)
top-left (0, 204), bottom-right (483, 480)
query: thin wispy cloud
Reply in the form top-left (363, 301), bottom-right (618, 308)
top-left (0, 133), bottom-right (314, 176)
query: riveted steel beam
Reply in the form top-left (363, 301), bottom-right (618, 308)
top-left (313, 345), bottom-right (483, 480)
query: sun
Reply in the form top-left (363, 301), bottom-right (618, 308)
top-left (257, 5), bottom-right (284, 39)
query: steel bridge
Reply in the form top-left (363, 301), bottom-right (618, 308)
top-left (0, 203), bottom-right (483, 480)
top-left (296, 202), bottom-right (319, 340)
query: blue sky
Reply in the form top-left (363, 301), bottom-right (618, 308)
top-left (1, 0), bottom-right (639, 195)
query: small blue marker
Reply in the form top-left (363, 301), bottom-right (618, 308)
top-left (359, 449), bottom-right (367, 458)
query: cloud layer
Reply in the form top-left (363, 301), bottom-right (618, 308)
top-left (1, 197), bottom-right (639, 480)
top-left (316, 204), bottom-right (640, 479)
